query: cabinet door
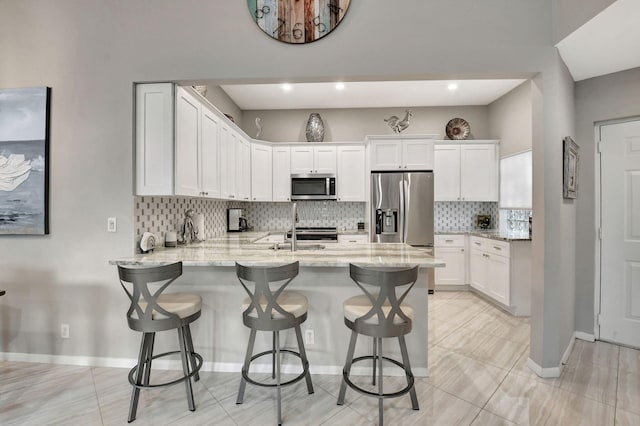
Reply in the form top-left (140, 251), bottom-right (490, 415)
top-left (435, 247), bottom-right (466, 285)
top-left (220, 124), bottom-right (236, 199)
top-left (236, 137), bottom-right (251, 201)
top-left (175, 88), bottom-right (201, 197)
top-left (337, 145), bottom-right (365, 201)
top-left (291, 146), bottom-right (315, 174)
top-left (314, 146), bottom-right (337, 174)
top-left (487, 254), bottom-right (510, 306)
top-left (403, 140), bottom-right (434, 170)
top-left (370, 140), bottom-right (402, 171)
top-left (469, 248), bottom-right (488, 294)
top-left (251, 143), bottom-right (272, 201)
top-left (460, 144), bottom-right (498, 201)
top-left (135, 83), bottom-right (174, 195)
top-left (200, 107), bottom-right (220, 198)
top-left (434, 145), bottom-right (461, 201)
top-left (272, 146), bottom-right (291, 202)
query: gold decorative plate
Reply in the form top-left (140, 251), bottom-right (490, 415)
top-left (446, 118), bottom-right (471, 140)
top-left (247, 0), bottom-right (350, 44)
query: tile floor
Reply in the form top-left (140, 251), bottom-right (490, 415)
top-left (1, 291), bottom-right (639, 425)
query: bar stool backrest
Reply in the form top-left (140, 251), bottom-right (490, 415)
top-left (349, 263), bottom-right (419, 337)
top-left (118, 262), bottom-right (183, 332)
top-left (236, 261), bottom-right (301, 331)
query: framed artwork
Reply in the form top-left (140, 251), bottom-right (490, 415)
top-left (247, 0), bottom-right (350, 44)
top-left (563, 136), bottom-right (579, 199)
top-left (0, 86), bottom-right (50, 234)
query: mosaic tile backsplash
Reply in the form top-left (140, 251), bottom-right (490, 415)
top-left (435, 201), bottom-right (499, 230)
top-left (242, 201), bottom-right (366, 231)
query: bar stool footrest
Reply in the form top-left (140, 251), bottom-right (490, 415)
top-left (242, 348), bottom-right (310, 388)
top-left (342, 355), bottom-right (415, 399)
top-left (128, 350), bottom-right (203, 389)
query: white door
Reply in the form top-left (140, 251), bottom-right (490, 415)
top-left (434, 144), bottom-right (461, 201)
top-left (370, 140), bottom-right (402, 171)
top-left (460, 144), bottom-right (498, 201)
top-left (272, 146), bottom-right (291, 202)
top-left (337, 145), bottom-right (365, 201)
top-left (200, 107), bottom-right (220, 198)
top-left (314, 146), bottom-right (337, 174)
top-left (251, 144), bottom-right (272, 201)
top-left (600, 119), bottom-right (640, 348)
top-left (175, 88), bottom-right (200, 196)
top-left (291, 146), bottom-right (315, 174)
top-left (403, 139), bottom-right (434, 170)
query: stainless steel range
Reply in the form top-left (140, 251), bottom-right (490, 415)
top-left (286, 227), bottom-right (338, 242)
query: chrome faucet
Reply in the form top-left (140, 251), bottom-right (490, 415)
top-left (291, 202), bottom-right (298, 252)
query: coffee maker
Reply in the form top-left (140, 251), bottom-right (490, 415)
top-left (228, 208), bottom-right (248, 232)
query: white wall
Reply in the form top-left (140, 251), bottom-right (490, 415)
top-left (552, 0), bottom-right (616, 43)
top-left (488, 81), bottom-right (533, 156)
top-left (0, 0), bottom-right (577, 372)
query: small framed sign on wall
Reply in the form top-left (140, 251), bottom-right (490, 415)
top-left (563, 136), bottom-right (579, 199)
top-left (0, 86), bottom-right (51, 235)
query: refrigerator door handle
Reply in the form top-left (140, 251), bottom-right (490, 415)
top-left (399, 178), bottom-right (405, 243)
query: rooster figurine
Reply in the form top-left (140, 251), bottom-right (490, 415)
top-left (384, 109), bottom-right (413, 133)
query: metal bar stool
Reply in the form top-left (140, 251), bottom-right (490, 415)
top-left (337, 263), bottom-right (420, 426)
top-left (235, 261), bottom-right (314, 425)
top-left (117, 262), bottom-right (203, 423)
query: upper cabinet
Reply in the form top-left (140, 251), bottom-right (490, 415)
top-left (272, 145), bottom-right (291, 202)
top-left (251, 142), bottom-right (273, 201)
top-left (291, 145), bottom-right (337, 174)
top-left (337, 145), bottom-right (366, 201)
top-left (236, 136), bottom-right (251, 201)
top-left (369, 136), bottom-right (435, 171)
top-left (434, 141), bottom-right (499, 202)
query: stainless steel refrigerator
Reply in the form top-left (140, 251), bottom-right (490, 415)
top-left (371, 171), bottom-right (435, 291)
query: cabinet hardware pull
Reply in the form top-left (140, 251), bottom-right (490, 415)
top-left (474, 242), bottom-right (481, 246)
top-left (493, 246), bottom-right (502, 250)
top-left (445, 239), bottom-right (454, 242)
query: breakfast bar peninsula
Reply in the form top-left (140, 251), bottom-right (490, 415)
top-left (111, 232), bottom-right (444, 376)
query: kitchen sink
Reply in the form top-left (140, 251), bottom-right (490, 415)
top-left (269, 243), bottom-right (325, 251)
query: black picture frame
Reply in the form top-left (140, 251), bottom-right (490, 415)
top-left (563, 136), bottom-right (579, 199)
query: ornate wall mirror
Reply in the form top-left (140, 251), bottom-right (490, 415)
top-left (247, 0), bottom-right (350, 44)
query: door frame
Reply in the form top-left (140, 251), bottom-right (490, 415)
top-left (594, 116), bottom-right (640, 341)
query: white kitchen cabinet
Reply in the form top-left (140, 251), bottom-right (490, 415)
top-left (338, 234), bottom-right (369, 243)
top-left (369, 137), bottom-right (434, 171)
top-left (135, 83), bottom-right (174, 195)
top-left (291, 145), bottom-right (337, 174)
top-left (251, 143), bottom-right (272, 201)
top-left (272, 145), bottom-right (291, 202)
top-left (469, 236), bottom-right (510, 307)
top-left (434, 235), bottom-right (466, 286)
top-left (236, 136), bottom-right (251, 201)
top-left (175, 87), bottom-right (221, 198)
top-left (220, 123), bottom-right (237, 199)
top-left (434, 142), bottom-right (499, 202)
top-left (337, 145), bottom-right (366, 201)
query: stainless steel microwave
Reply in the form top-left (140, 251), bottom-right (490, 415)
top-left (291, 174), bottom-right (337, 200)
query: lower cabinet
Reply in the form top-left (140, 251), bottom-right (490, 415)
top-left (434, 235), bottom-right (466, 286)
top-left (469, 236), bottom-right (510, 306)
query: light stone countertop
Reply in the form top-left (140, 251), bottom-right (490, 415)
top-left (111, 231), bottom-right (444, 268)
top-left (436, 229), bottom-right (532, 242)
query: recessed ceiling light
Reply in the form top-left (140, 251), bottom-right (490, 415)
top-left (448, 83), bottom-right (458, 91)
top-left (281, 83), bottom-right (293, 91)
top-left (335, 82), bottom-right (345, 90)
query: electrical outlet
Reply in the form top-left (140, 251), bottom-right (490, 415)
top-left (304, 329), bottom-right (315, 345)
top-left (61, 323), bottom-right (70, 339)
top-left (107, 217), bottom-right (117, 233)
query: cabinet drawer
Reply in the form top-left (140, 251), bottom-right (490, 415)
top-left (435, 234), bottom-right (465, 247)
top-left (469, 236), bottom-right (487, 251)
top-left (338, 234), bottom-right (369, 243)
top-left (487, 240), bottom-right (510, 257)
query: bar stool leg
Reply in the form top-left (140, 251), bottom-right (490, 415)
top-left (142, 333), bottom-right (155, 387)
top-left (272, 331), bottom-right (277, 379)
top-left (177, 326), bottom-right (196, 412)
top-left (183, 325), bottom-right (200, 382)
top-left (372, 338), bottom-right (377, 386)
top-left (275, 330), bottom-right (282, 425)
top-left (398, 335), bottom-right (419, 410)
top-left (337, 329), bottom-right (359, 405)
top-left (129, 332), bottom-right (151, 422)
top-left (293, 324), bottom-right (314, 394)
top-left (237, 328), bottom-right (257, 404)
top-left (377, 337), bottom-right (384, 426)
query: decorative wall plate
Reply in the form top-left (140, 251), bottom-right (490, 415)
top-left (247, 0), bottom-right (350, 44)
top-left (445, 118), bottom-right (471, 140)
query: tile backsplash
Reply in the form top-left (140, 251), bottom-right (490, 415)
top-left (243, 201), bottom-right (366, 231)
top-left (435, 201), bottom-right (499, 230)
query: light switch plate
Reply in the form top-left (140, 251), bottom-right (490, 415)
top-left (107, 217), bottom-right (117, 233)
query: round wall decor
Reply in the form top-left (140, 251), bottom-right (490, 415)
top-left (247, 0), bottom-right (350, 44)
top-left (445, 118), bottom-right (471, 140)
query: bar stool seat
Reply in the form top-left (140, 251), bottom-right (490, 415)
top-left (235, 261), bottom-right (314, 425)
top-left (337, 264), bottom-right (420, 426)
top-left (118, 262), bottom-right (203, 423)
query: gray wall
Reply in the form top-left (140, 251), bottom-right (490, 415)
top-left (202, 85), bottom-right (243, 126)
top-left (488, 81), bottom-right (533, 156)
top-left (552, 0), bottom-right (616, 43)
top-left (574, 67), bottom-right (640, 334)
top-left (0, 0), bottom-right (577, 372)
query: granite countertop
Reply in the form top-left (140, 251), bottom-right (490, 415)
top-left (436, 229), bottom-right (532, 242)
top-left (111, 231), bottom-right (444, 268)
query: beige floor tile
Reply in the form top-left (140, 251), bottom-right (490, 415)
top-left (615, 407), bottom-right (640, 426)
top-left (485, 372), bottom-right (615, 426)
top-left (436, 327), bottom-right (527, 370)
top-left (470, 409), bottom-right (517, 425)
top-left (558, 362), bottom-right (618, 406)
top-left (569, 340), bottom-right (620, 370)
top-left (509, 349), bottom-right (563, 387)
top-left (616, 370), bottom-right (640, 416)
top-left (426, 346), bottom-right (509, 408)
top-left (618, 346), bottom-right (640, 373)
top-left (430, 300), bottom-right (487, 326)
top-left (428, 317), bottom-right (463, 346)
top-left (320, 405), bottom-right (376, 425)
top-left (462, 310), bottom-right (531, 346)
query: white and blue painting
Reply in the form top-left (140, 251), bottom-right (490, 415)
top-left (0, 86), bottom-right (50, 235)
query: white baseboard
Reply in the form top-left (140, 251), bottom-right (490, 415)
top-left (526, 331), bottom-right (578, 378)
top-left (574, 331), bottom-right (595, 342)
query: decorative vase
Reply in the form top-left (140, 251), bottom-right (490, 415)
top-left (305, 113), bottom-right (325, 142)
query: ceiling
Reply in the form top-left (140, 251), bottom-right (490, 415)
top-left (220, 79), bottom-right (528, 110)
top-left (556, 0), bottom-right (640, 81)
top-left (219, 0), bottom-right (639, 111)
